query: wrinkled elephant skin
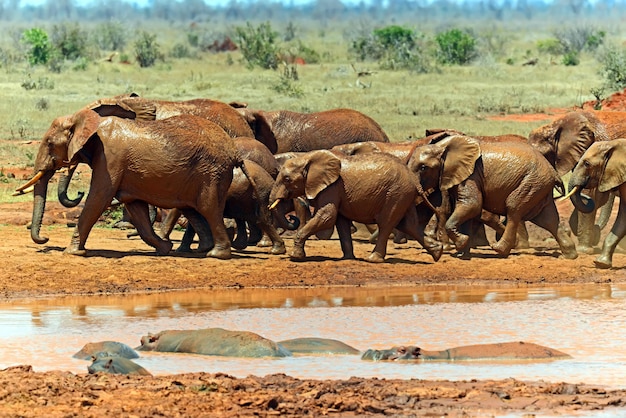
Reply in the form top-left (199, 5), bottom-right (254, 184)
top-left (278, 337), bottom-right (360, 355)
top-left (136, 328), bottom-right (292, 358)
top-left (73, 341), bottom-right (139, 360)
top-left (361, 341), bottom-right (571, 362)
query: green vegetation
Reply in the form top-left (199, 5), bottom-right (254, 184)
top-left (435, 29), bottom-right (477, 65)
top-left (21, 28), bottom-right (51, 66)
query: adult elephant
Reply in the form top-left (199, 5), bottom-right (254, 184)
top-left (236, 107), bottom-right (390, 154)
top-left (407, 135), bottom-right (577, 260)
top-left (268, 150), bottom-right (443, 263)
top-left (528, 110), bottom-right (626, 253)
top-left (16, 109), bottom-right (247, 259)
top-left (566, 138), bottom-right (626, 268)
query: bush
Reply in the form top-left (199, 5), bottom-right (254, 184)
top-left (435, 28), bottom-right (477, 65)
top-left (235, 21), bottom-right (280, 70)
top-left (537, 38), bottom-right (564, 56)
top-left (562, 51), bottom-right (580, 66)
top-left (555, 26), bottom-right (605, 54)
top-left (51, 23), bottom-right (89, 61)
top-left (94, 21), bottom-right (128, 51)
top-left (134, 31), bottom-right (160, 68)
top-left (599, 46), bottom-right (626, 90)
top-left (21, 28), bottom-right (51, 66)
top-left (350, 25), bottom-right (430, 72)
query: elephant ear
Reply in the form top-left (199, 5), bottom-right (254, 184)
top-left (439, 135), bottom-right (481, 190)
top-left (67, 109), bottom-right (100, 163)
top-left (85, 95), bottom-right (157, 121)
top-left (304, 150), bottom-right (341, 200)
top-left (248, 110), bottom-right (278, 154)
top-left (599, 139), bottom-right (626, 193)
top-left (555, 114), bottom-right (596, 175)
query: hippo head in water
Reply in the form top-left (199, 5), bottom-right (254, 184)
top-left (361, 346), bottom-right (422, 361)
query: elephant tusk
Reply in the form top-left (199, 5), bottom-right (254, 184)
top-left (12, 185), bottom-right (34, 196)
top-left (15, 171), bottom-right (45, 193)
top-left (558, 185), bottom-right (579, 202)
top-left (268, 198), bottom-right (281, 210)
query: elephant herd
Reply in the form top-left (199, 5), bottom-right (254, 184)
top-left (72, 328), bottom-right (571, 376)
top-left (14, 94), bottom-right (626, 268)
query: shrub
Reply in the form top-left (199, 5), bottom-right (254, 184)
top-left (235, 21), bottom-right (280, 70)
top-left (599, 46), bottom-right (626, 90)
top-left (555, 26), bottom-right (605, 54)
top-left (537, 38), bottom-right (564, 56)
top-left (170, 43), bottom-right (192, 59)
top-left (94, 21), bottom-right (128, 51)
top-left (373, 25), bottom-right (415, 49)
top-left (134, 31), bottom-right (160, 68)
top-left (21, 28), bottom-right (51, 66)
top-left (51, 23), bottom-right (89, 61)
top-left (435, 28), bottom-right (477, 65)
top-left (562, 51), bottom-right (580, 66)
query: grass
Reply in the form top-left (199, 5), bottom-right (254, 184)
top-left (0, 18), bottom-right (617, 203)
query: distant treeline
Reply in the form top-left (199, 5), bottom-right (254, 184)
top-left (2, 0), bottom-right (626, 23)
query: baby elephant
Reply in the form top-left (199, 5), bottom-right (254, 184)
top-left (269, 150), bottom-right (442, 263)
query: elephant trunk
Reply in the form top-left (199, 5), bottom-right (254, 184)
top-left (30, 170), bottom-right (55, 244)
top-left (270, 198), bottom-right (301, 231)
top-left (568, 184), bottom-right (596, 214)
top-left (58, 165), bottom-right (85, 208)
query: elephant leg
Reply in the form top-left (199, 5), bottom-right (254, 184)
top-left (291, 202), bottom-right (337, 260)
top-left (528, 200), bottom-right (578, 260)
top-left (181, 208), bottom-right (213, 253)
top-left (247, 222), bottom-right (264, 245)
top-left (255, 218), bottom-right (286, 255)
top-left (197, 187), bottom-right (231, 260)
top-left (159, 208), bottom-right (182, 240)
top-left (336, 214), bottom-right (355, 260)
top-left (231, 219), bottom-right (249, 250)
top-left (65, 191), bottom-right (116, 255)
top-left (595, 196), bottom-right (626, 268)
top-left (124, 201), bottom-right (173, 255)
top-left (446, 205), bottom-right (481, 254)
top-left (576, 209), bottom-right (600, 254)
top-left (396, 205), bottom-right (443, 262)
top-left (392, 230), bottom-right (408, 244)
top-left (516, 222), bottom-right (530, 249)
top-left (491, 214), bottom-right (520, 257)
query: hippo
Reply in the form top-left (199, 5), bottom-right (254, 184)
top-left (73, 341), bottom-right (139, 360)
top-left (361, 341), bottom-right (571, 361)
top-left (136, 328), bottom-right (292, 358)
top-left (88, 356), bottom-right (152, 376)
top-left (278, 337), bottom-right (360, 355)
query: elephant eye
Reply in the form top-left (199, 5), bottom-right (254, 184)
top-left (583, 160), bottom-right (590, 168)
top-left (397, 346), bottom-right (406, 354)
top-left (284, 176), bottom-right (292, 183)
top-left (419, 164), bottom-right (427, 172)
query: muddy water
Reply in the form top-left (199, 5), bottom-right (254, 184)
top-left (1, 284), bottom-right (626, 388)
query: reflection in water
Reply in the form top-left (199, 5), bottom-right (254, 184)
top-left (1, 284), bottom-right (626, 389)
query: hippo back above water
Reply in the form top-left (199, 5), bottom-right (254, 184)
top-left (73, 341), bottom-right (139, 360)
top-left (136, 328), bottom-right (292, 358)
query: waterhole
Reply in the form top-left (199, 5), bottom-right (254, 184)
top-left (1, 284), bottom-right (625, 388)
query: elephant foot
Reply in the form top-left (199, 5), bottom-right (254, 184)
top-left (113, 221), bottom-right (135, 230)
top-left (256, 235), bottom-right (273, 248)
top-left (424, 237), bottom-right (443, 262)
top-left (577, 245), bottom-right (596, 255)
top-left (341, 253), bottom-right (356, 260)
top-left (561, 250), bottom-right (578, 260)
top-left (392, 232), bottom-right (408, 244)
top-left (289, 247), bottom-right (306, 261)
top-left (155, 241), bottom-right (173, 256)
top-left (208, 246), bottom-right (231, 260)
top-left (594, 255), bottom-right (613, 269)
top-left (455, 249), bottom-right (472, 260)
top-left (231, 237), bottom-right (248, 251)
top-left (366, 252), bottom-right (385, 263)
top-left (270, 243), bottom-right (287, 255)
top-left (491, 240), bottom-right (512, 257)
top-left (450, 232), bottom-right (469, 252)
top-left (63, 247), bottom-right (87, 256)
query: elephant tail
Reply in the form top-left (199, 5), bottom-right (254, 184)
top-left (237, 160), bottom-right (262, 212)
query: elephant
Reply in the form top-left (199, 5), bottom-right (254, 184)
top-left (268, 149), bottom-right (443, 263)
top-left (528, 110), bottom-right (626, 253)
top-left (236, 107), bottom-right (389, 154)
top-left (277, 337), bottom-right (361, 355)
top-left (16, 109), bottom-right (249, 260)
top-left (88, 356), bottom-right (152, 376)
top-left (360, 341), bottom-right (571, 361)
top-left (73, 341), bottom-right (139, 360)
top-left (136, 328), bottom-right (292, 358)
top-left (160, 159), bottom-right (287, 255)
top-left (567, 138), bottom-right (626, 268)
top-left (407, 135), bottom-right (578, 260)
